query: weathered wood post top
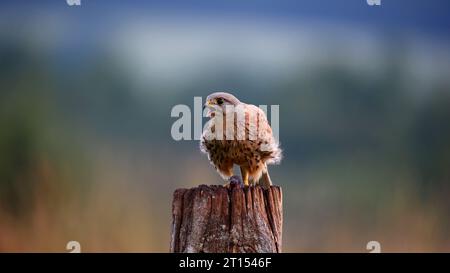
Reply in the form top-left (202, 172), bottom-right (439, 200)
top-left (170, 184), bottom-right (282, 253)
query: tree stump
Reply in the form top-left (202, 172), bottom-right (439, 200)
top-left (170, 184), bottom-right (282, 253)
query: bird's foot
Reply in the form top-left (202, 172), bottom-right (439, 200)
top-left (225, 175), bottom-right (244, 189)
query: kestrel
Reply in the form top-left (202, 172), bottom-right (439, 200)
top-left (200, 92), bottom-right (282, 188)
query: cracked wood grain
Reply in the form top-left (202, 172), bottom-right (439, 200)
top-left (170, 184), bottom-right (282, 253)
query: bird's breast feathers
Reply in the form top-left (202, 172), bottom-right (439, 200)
top-left (200, 104), bottom-right (282, 165)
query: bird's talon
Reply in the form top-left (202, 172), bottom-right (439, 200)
top-left (227, 175), bottom-right (244, 189)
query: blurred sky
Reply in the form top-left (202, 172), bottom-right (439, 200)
top-left (2, 0), bottom-right (449, 94)
top-left (2, 0), bottom-right (450, 32)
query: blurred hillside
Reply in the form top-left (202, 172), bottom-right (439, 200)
top-left (0, 1), bottom-right (449, 252)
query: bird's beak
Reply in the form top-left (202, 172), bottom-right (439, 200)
top-left (203, 100), bottom-right (215, 117)
top-left (203, 99), bottom-right (211, 110)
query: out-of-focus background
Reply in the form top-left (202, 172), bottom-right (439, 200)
top-left (0, 0), bottom-right (449, 252)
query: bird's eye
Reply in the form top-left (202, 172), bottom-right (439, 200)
top-left (217, 98), bottom-right (224, 105)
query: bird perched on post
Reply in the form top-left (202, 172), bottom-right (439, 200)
top-left (200, 92), bottom-right (282, 188)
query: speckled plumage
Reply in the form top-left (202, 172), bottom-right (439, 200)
top-left (200, 92), bottom-right (282, 188)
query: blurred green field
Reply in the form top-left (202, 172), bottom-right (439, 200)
top-left (0, 3), bottom-right (449, 252)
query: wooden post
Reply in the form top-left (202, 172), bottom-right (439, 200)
top-left (170, 184), bottom-right (282, 253)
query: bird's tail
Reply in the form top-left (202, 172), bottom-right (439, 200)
top-left (261, 164), bottom-right (273, 189)
top-left (259, 138), bottom-right (282, 165)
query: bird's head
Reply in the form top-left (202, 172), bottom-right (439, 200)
top-left (204, 92), bottom-right (241, 118)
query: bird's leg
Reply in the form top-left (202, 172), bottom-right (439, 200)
top-left (261, 164), bottom-right (273, 189)
top-left (221, 166), bottom-right (235, 188)
top-left (240, 166), bottom-right (249, 187)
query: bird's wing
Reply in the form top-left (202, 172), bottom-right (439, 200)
top-left (244, 104), bottom-right (282, 164)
